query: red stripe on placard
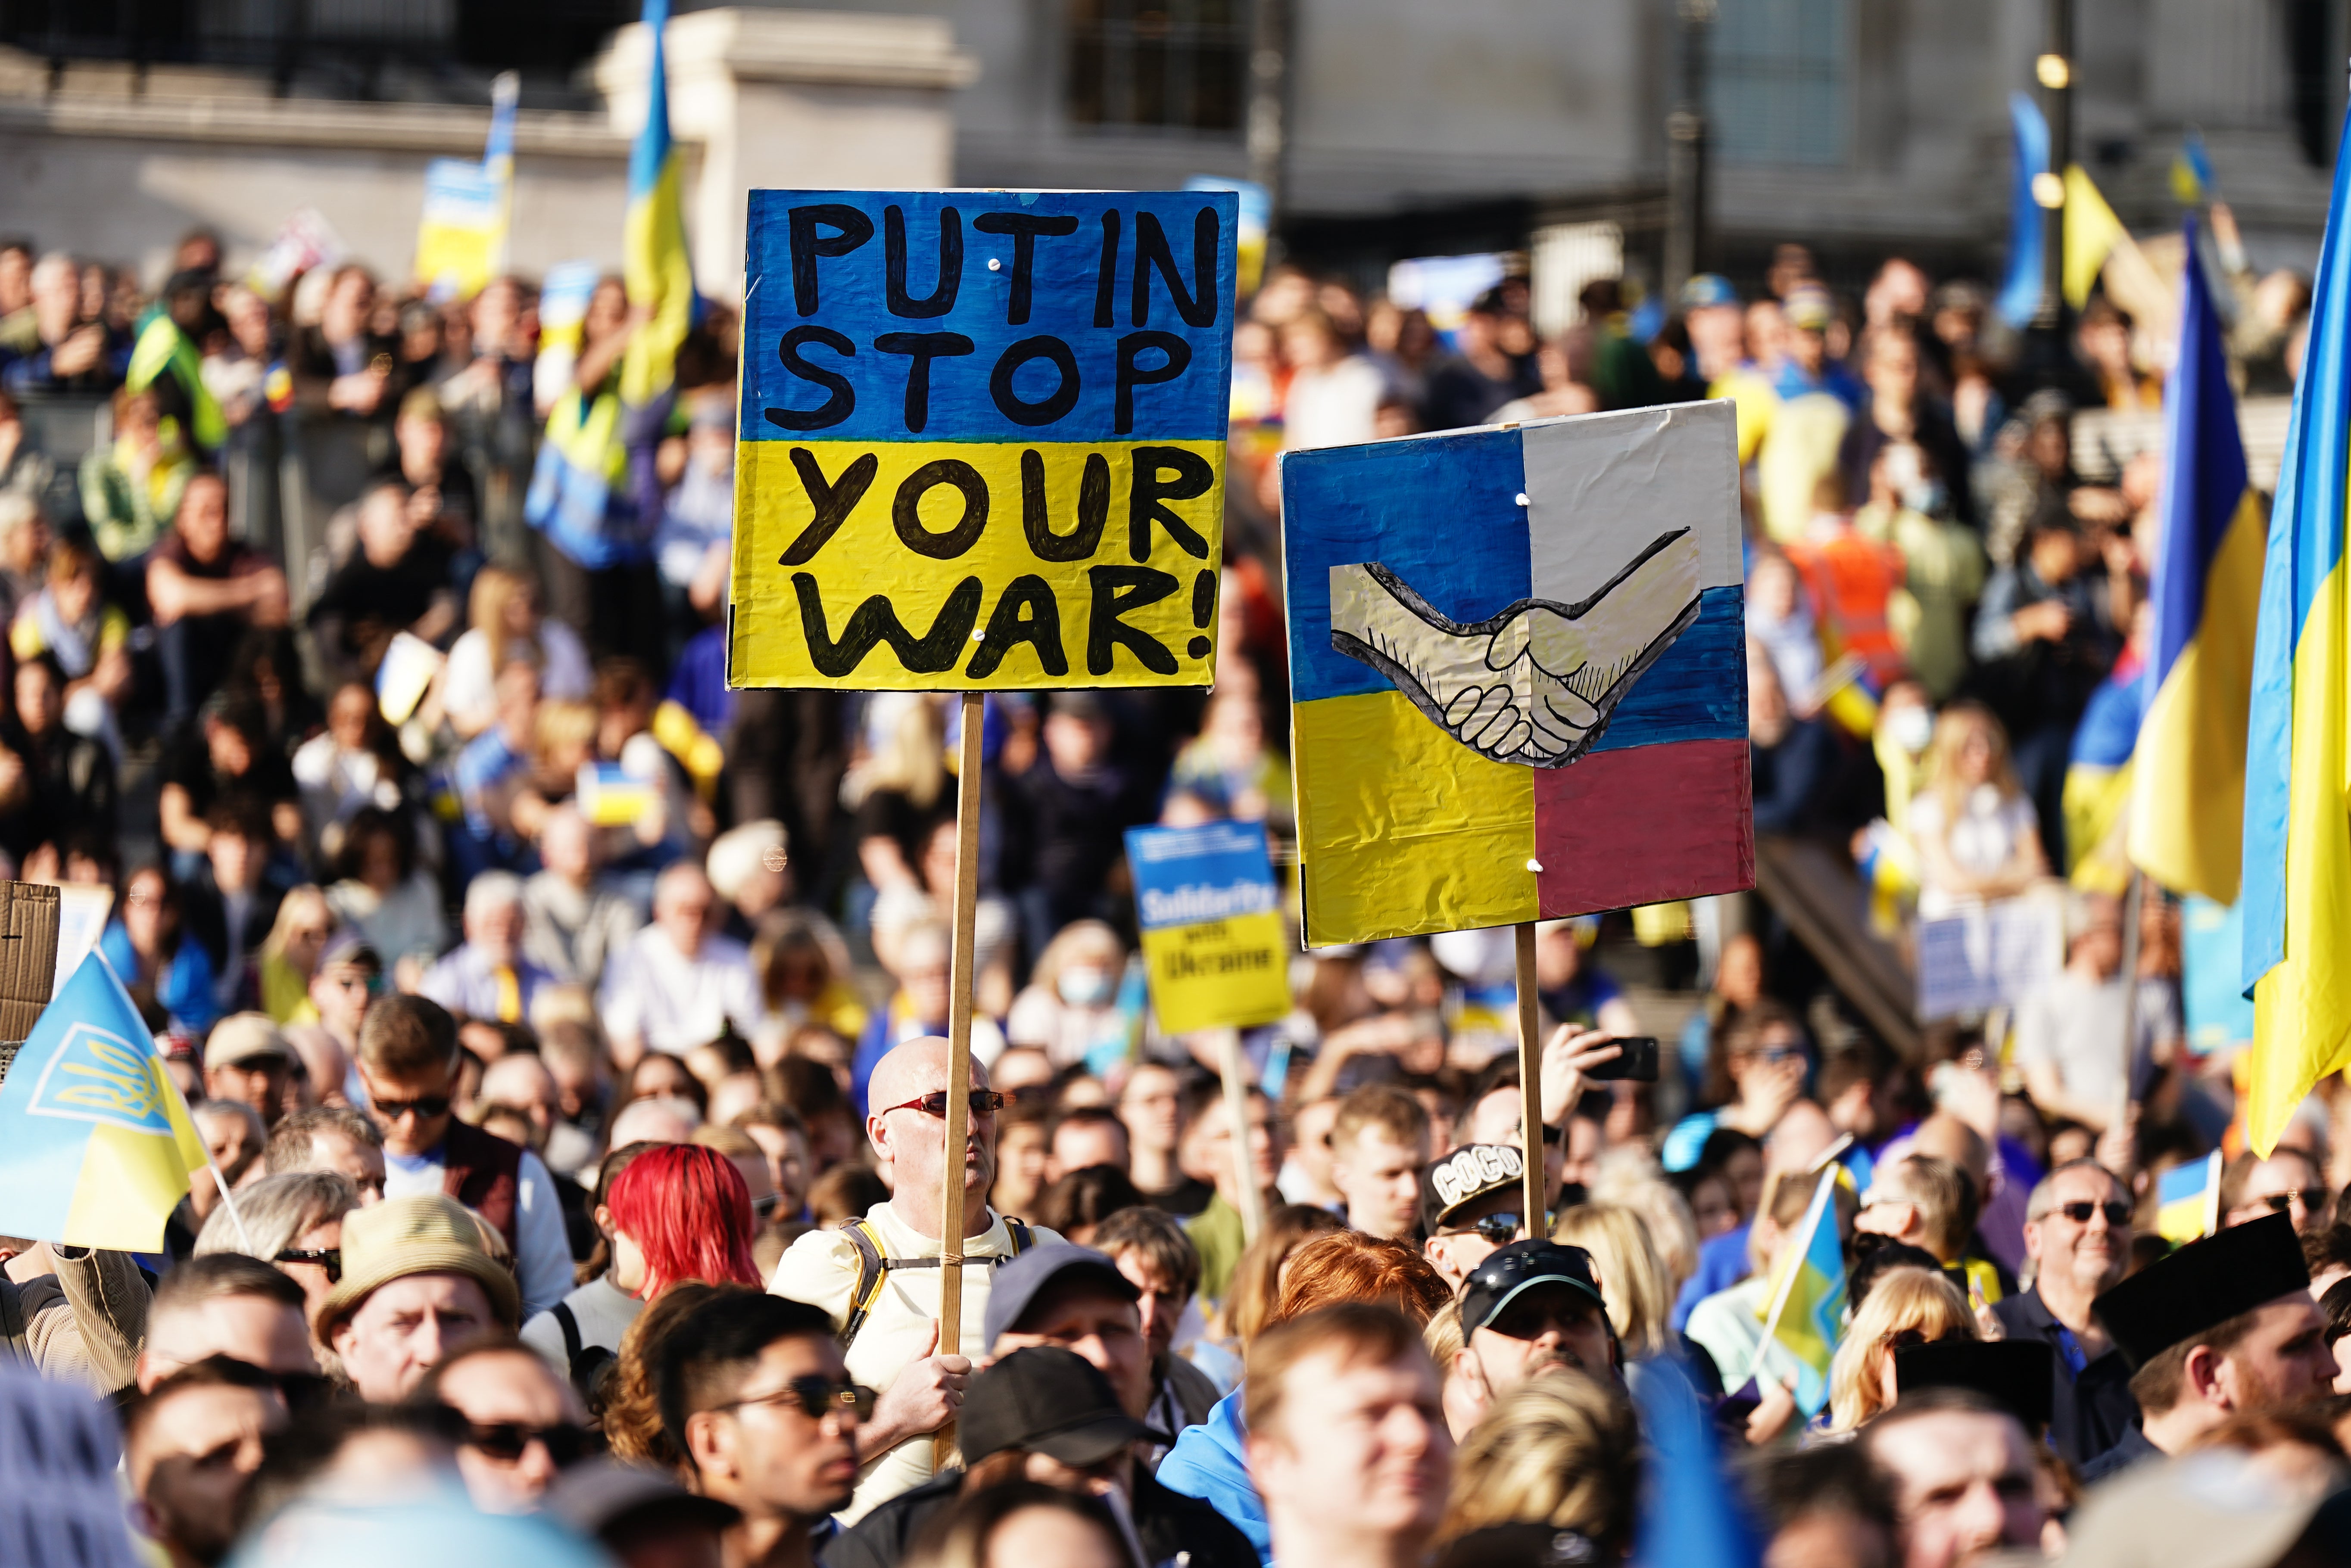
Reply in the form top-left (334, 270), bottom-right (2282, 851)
top-left (1533, 737), bottom-right (1753, 918)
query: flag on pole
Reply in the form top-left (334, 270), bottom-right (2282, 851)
top-left (1997, 94), bottom-right (2049, 330)
top-left (1752, 1166), bottom-right (1847, 1417)
top-left (2155, 1150), bottom-right (2223, 1244)
top-left (2239, 108), bottom-right (2351, 1157)
top-left (619, 0), bottom-right (696, 412)
top-left (2062, 165), bottom-right (2128, 310)
top-left (0, 954), bottom-right (208, 1251)
top-left (2129, 221), bottom-right (2264, 904)
top-left (2171, 130), bottom-right (2215, 205)
top-left (414, 72), bottom-right (521, 301)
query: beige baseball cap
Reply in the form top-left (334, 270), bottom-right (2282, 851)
top-left (206, 1012), bottom-right (293, 1069)
top-left (313, 1192), bottom-right (521, 1338)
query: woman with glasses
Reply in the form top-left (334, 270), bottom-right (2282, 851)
top-left (1823, 1265), bottom-right (1974, 1435)
top-left (191, 1169), bottom-right (361, 1354)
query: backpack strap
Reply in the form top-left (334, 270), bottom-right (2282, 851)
top-left (839, 1216), bottom-right (1038, 1350)
top-left (552, 1301), bottom-right (583, 1367)
top-left (1004, 1219), bottom-right (1035, 1257)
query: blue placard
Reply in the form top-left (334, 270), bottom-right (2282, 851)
top-left (739, 190), bottom-right (1238, 446)
top-left (1125, 820), bottom-right (1278, 932)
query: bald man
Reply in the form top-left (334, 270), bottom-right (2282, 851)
top-left (770, 1036), bottom-right (1065, 1521)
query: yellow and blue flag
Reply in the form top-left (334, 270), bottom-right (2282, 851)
top-left (1755, 1165), bottom-right (1846, 1417)
top-left (527, 0), bottom-right (694, 569)
top-left (0, 953), bottom-right (208, 1251)
top-left (2129, 221), bottom-right (2264, 905)
top-left (2240, 112), bottom-right (2351, 1157)
top-left (414, 71), bottom-right (519, 301)
top-left (2171, 130), bottom-right (2215, 206)
top-left (2155, 1150), bottom-right (2222, 1244)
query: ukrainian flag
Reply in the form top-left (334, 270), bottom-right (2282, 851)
top-left (2240, 112), bottom-right (2351, 1157)
top-left (1755, 1165), bottom-right (1846, 1416)
top-left (0, 954), bottom-right (208, 1251)
top-left (2129, 220), bottom-right (2263, 905)
top-left (526, 0), bottom-right (695, 570)
top-left (2155, 1151), bottom-right (2221, 1244)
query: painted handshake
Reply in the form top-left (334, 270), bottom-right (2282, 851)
top-left (1329, 529), bottom-right (1703, 768)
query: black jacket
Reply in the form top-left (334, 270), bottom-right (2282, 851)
top-left (1989, 1285), bottom-right (2140, 1471)
top-left (823, 1463), bottom-right (1259, 1568)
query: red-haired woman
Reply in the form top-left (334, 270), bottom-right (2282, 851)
top-left (519, 1140), bottom-right (762, 1402)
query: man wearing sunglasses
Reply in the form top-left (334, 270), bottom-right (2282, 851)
top-left (1419, 1143), bottom-right (1531, 1291)
top-left (1990, 1158), bottom-right (2137, 1470)
top-left (360, 994), bottom-right (575, 1318)
top-left (662, 1293), bottom-right (865, 1568)
top-left (771, 1036), bottom-right (1066, 1521)
top-left (421, 1337), bottom-right (594, 1513)
top-left (1452, 1240), bottom-right (1618, 1404)
top-left (2220, 1147), bottom-right (2330, 1237)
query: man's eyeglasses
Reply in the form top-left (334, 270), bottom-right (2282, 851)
top-left (274, 1247), bottom-right (341, 1283)
top-left (370, 1092), bottom-right (452, 1120)
top-left (461, 1419), bottom-right (597, 1465)
top-left (877, 1091), bottom-right (1009, 1120)
top-left (1441, 1212), bottom-right (1524, 1245)
top-left (2056, 1200), bottom-right (2132, 1226)
top-left (712, 1377), bottom-right (876, 1423)
top-left (2260, 1190), bottom-right (2315, 1213)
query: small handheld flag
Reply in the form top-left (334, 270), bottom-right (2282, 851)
top-left (0, 954), bottom-right (208, 1252)
top-left (1752, 1165), bottom-right (1847, 1417)
top-left (2155, 1151), bottom-right (2223, 1244)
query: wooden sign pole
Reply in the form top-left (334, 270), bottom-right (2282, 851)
top-left (934, 691), bottom-right (985, 1472)
top-left (1215, 1027), bottom-right (1265, 1244)
top-left (1513, 921), bottom-right (1546, 1238)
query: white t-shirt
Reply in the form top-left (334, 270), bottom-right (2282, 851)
top-left (770, 1202), bottom-right (1064, 1521)
top-left (1281, 355), bottom-right (1386, 451)
top-left (599, 925), bottom-right (764, 1055)
top-left (521, 1273), bottom-right (641, 1372)
top-left (443, 621), bottom-right (593, 734)
top-left (1909, 785), bottom-right (2039, 918)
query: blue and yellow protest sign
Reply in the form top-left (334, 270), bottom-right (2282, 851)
top-left (1126, 821), bottom-right (1289, 1035)
top-left (1282, 404), bottom-right (1752, 945)
top-left (730, 190), bottom-right (1237, 690)
top-left (0, 953), bottom-right (208, 1251)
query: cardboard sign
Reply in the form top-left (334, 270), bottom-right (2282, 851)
top-left (730, 190), bottom-right (1238, 691)
top-left (1914, 896), bottom-right (2064, 1021)
top-left (1282, 404), bottom-right (1752, 946)
top-left (1125, 820), bottom-right (1290, 1034)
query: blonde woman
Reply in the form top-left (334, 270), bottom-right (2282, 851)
top-left (1551, 1203), bottom-right (1677, 1363)
top-left (1907, 701), bottom-right (2047, 918)
top-left (1824, 1264), bottom-right (1976, 1434)
top-left (441, 564), bottom-right (592, 738)
top-left (1437, 1373), bottom-right (1643, 1559)
top-left (1005, 919), bottom-right (1129, 1069)
top-left (255, 886), bottom-right (334, 1025)
top-left (1588, 1146), bottom-right (1702, 1300)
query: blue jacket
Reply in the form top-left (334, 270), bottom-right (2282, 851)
top-left (1154, 1389), bottom-right (1266, 1564)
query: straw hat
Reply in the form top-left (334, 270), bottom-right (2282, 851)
top-left (314, 1192), bottom-right (521, 1338)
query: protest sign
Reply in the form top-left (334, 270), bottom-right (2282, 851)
top-left (1126, 820), bottom-right (1289, 1034)
top-left (1914, 896), bottom-right (2064, 1021)
top-left (1282, 403), bottom-right (1752, 946)
top-left (730, 189), bottom-right (1238, 691)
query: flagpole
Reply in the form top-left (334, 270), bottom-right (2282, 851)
top-left (933, 690), bottom-right (984, 1474)
top-left (205, 1154), bottom-right (257, 1256)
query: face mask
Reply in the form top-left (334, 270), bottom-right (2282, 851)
top-left (1058, 966), bottom-right (1116, 1008)
top-left (1901, 479), bottom-right (1948, 516)
top-left (1885, 705), bottom-right (1934, 756)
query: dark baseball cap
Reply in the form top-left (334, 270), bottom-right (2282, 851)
top-left (543, 1457), bottom-right (740, 1542)
top-left (1422, 1142), bottom-right (1528, 1233)
top-left (1460, 1241), bottom-right (1609, 1336)
top-left (962, 1347), bottom-right (1148, 1468)
top-left (982, 1242), bottom-right (1138, 1347)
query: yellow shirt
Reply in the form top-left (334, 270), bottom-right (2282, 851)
top-left (770, 1201), bottom-right (1063, 1521)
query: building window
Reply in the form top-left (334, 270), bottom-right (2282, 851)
top-left (1709, 0), bottom-right (1852, 166)
top-left (1067, 0), bottom-right (1245, 133)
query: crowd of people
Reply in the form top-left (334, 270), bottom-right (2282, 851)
top-left (0, 182), bottom-right (2344, 1568)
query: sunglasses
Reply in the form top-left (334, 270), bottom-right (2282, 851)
top-left (878, 1090), bottom-right (1010, 1120)
top-left (714, 1377), bottom-right (876, 1423)
top-left (2260, 1191), bottom-right (2315, 1213)
top-left (2056, 1201), bottom-right (2132, 1226)
top-left (463, 1419), bottom-right (597, 1466)
top-left (274, 1247), bottom-right (341, 1282)
top-left (1443, 1212), bottom-right (1525, 1245)
top-left (371, 1093), bottom-right (452, 1120)
top-left (1885, 1328), bottom-right (1955, 1352)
